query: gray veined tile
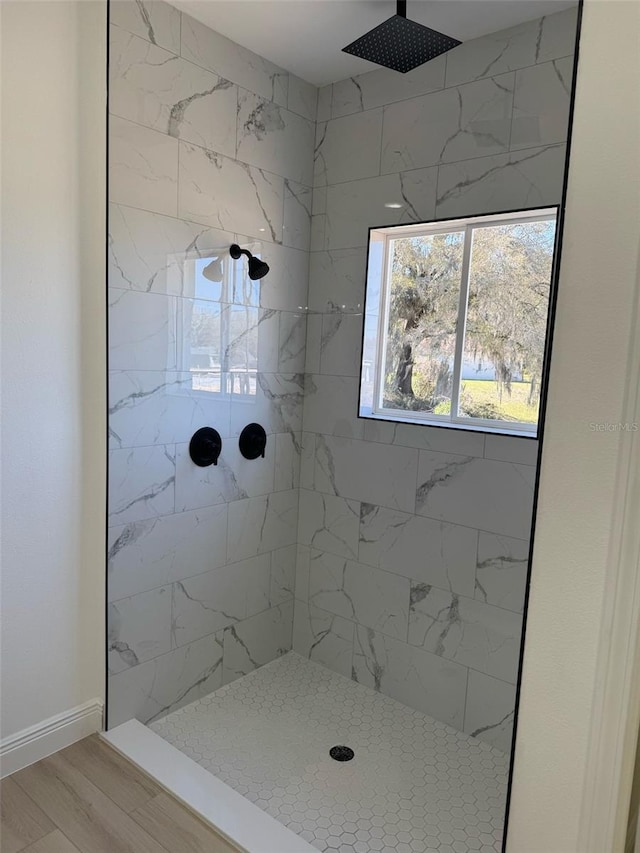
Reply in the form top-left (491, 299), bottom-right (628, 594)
top-left (435, 144), bottom-right (566, 219)
top-left (236, 90), bottom-right (314, 186)
top-left (381, 74), bottom-right (514, 174)
top-left (109, 26), bottom-right (237, 157)
top-left (310, 213), bottom-right (326, 252)
top-left (476, 532), bottom-right (529, 613)
top-left (270, 544), bottom-right (297, 607)
top-left (222, 600), bottom-right (294, 685)
top-left (295, 544), bottom-right (311, 602)
top-left (174, 438), bottom-right (275, 512)
top-left (537, 6), bottom-right (579, 63)
top-left (408, 585), bottom-right (522, 683)
top-left (331, 56), bottom-right (446, 118)
top-left (228, 372), bottom-right (304, 437)
top-left (108, 203), bottom-right (236, 299)
top-left (324, 167), bottom-right (438, 250)
top-left (108, 631), bottom-right (225, 727)
top-left (287, 74), bottom-right (318, 122)
top-left (108, 445), bottom-right (175, 526)
top-left (352, 625), bottom-right (468, 730)
top-left (358, 502), bottom-right (478, 597)
top-left (274, 431), bottom-right (301, 492)
top-left (278, 312), bottom-right (307, 373)
top-left (308, 248), bottom-right (366, 314)
top-left (283, 181), bottom-right (312, 252)
top-left (308, 550), bottom-right (410, 641)
top-left (178, 141), bottom-right (284, 243)
top-left (464, 669), bottom-right (517, 754)
top-left (110, 0), bottom-right (181, 54)
top-left (316, 84), bottom-right (332, 123)
top-left (252, 242), bottom-right (310, 312)
top-left (298, 489), bottom-right (360, 560)
top-left (319, 313), bottom-right (363, 378)
top-left (314, 108), bottom-right (383, 187)
top-left (109, 114), bottom-right (178, 216)
top-left (362, 419), bottom-right (485, 457)
top-left (299, 432), bottom-right (316, 491)
top-left (302, 374), bottom-right (364, 440)
top-left (181, 12), bottom-right (289, 107)
top-left (227, 489), bottom-right (299, 563)
top-left (108, 586), bottom-right (172, 674)
top-left (484, 433), bottom-right (538, 465)
top-left (292, 600), bottom-right (355, 678)
top-left (107, 504), bottom-right (228, 601)
top-left (108, 288), bottom-right (177, 372)
top-left (315, 435), bottom-right (419, 514)
top-left (304, 313), bottom-right (322, 373)
top-left (415, 450), bottom-right (536, 538)
top-left (510, 57), bottom-right (573, 151)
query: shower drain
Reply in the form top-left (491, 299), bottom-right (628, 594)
top-left (329, 745), bottom-right (354, 762)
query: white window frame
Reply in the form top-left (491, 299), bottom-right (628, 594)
top-left (363, 207), bottom-right (559, 438)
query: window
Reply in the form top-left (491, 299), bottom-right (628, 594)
top-left (359, 208), bottom-right (558, 437)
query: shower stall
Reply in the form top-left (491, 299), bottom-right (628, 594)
top-left (105, 2), bottom-right (579, 850)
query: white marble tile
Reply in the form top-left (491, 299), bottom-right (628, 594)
top-left (484, 433), bottom-right (538, 465)
top-left (537, 6), bottom-right (579, 63)
top-left (362, 419), bottom-right (485, 457)
top-left (110, 0), bottom-right (180, 54)
top-left (109, 114), bottom-right (178, 216)
top-left (246, 553), bottom-right (275, 617)
top-left (236, 91), bottom-right (314, 185)
top-left (464, 670), bottom-right (517, 754)
top-left (108, 631), bottom-right (224, 726)
top-left (408, 586), bottom-right (522, 683)
top-left (302, 374), bottom-right (364, 440)
top-left (108, 586), bottom-right (172, 674)
top-left (416, 451), bottom-right (536, 538)
top-left (308, 550), bottom-right (409, 641)
top-left (287, 74), bottom-right (318, 122)
top-left (253, 243), bottom-right (310, 312)
top-left (298, 489), bottom-right (360, 560)
top-left (316, 84), bottom-right (332, 122)
top-left (352, 625), bottom-right (468, 729)
top-left (108, 504), bottom-right (228, 601)
top-left (109, 445), bottom-right (175, 526)
top-left (227, 489), bottom-right (298, 563)
top-left (109, 288), bottom-right (177, 371)
top-left (319, 312), bottom-right (363, 378)
top-left (178, 141), bottom-right (284, 242)
top-left (436, 144), bottom-right (566, 219)
top-left (109, 26), bottom-right (237, 156)
top-left (331, 57), bottom-right (446, 118)
top-left (314, 108), bottom-right (383, 186)
top-left (171, 562), bottom-right (260, 647)
top-left (109, 204), bottom-right (235, 298)
top-left (511, 57), bottom-right (573, 150)
top-left (292, 600), bottom-right (355, 678)
top-left (174, 438), bottom-right (275, 512)
top-left (229, 372), bottom-right (304, 437)
top-left (222, 601), bottom-right (294, 684)
top-left (308, 248), bottom-right (366, 314)
top-left (299, 432), bottom-right (316, 491)
top-left (270, 544), bottom-right (297, 607)
top-left (358, 502), bottom-right (478, 597)
top-left (445, 16), bottom-right (542, 88)
top-left (310, 213), bottom-right (326, 252)
top-left (274, 431), bottom-right (301, 492)
top-left (382, 74), bottom-right (514, 174)
top-left (325, 167), bottom-right (438, 250)
top-left (312, 185), bottom-right (326, 216)
top-left (476, 532), bottom-right (529, 613)
top-left (282, 181), bottom-right (312, 251)
top-left (294, 545), bottom-right (311, 602)
top-left (278, 311), bottom-right (307, 373)
top-left (315, 435), bottom-right (419, 513)
top-left (108, 370), bottom-right (231, 450)
top-left (181, 12), bottom-right (288, 107)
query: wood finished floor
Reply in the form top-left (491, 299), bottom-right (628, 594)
top-left (0, 735), bottom-right (241, 853)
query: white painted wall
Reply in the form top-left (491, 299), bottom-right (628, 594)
top-left (507, 1), bottom-right (640, 850)
top-left (0, 1), bottom-right (106, 746)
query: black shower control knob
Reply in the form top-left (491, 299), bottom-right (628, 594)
top-left (189, 427), bottom-right (222, 467)
top-left (239, 423), bottom-right (267, 460)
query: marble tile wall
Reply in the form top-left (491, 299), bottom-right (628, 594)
top-left (107, 0), bottom-right (315, 727)
top-left (293, 6), bottom-right (577, 753)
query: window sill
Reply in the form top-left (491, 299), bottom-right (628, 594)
top-left (358, 406), bottom-right (538, 439)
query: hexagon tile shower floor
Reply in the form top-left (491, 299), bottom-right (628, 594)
top-left (151, 653), bottom-right (507, 853)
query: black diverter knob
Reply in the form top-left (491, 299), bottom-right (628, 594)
top-left (239, 423), bottom-right (267, 460)
top-left (189, 427), bottom-right (222, 467)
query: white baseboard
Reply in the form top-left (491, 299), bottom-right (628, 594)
top-left (0, 698), bottom-right (104, 778)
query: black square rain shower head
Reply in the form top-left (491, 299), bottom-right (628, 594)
top-left (342, 1), bottom-right (461, 73)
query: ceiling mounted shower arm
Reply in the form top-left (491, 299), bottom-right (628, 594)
top-left (397, 0), bottom-right (406, 18)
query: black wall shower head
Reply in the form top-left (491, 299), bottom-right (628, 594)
top-left (229, 244), bottom-right (270, 280)
top-left (342, 0), bottom-right (461, 73)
